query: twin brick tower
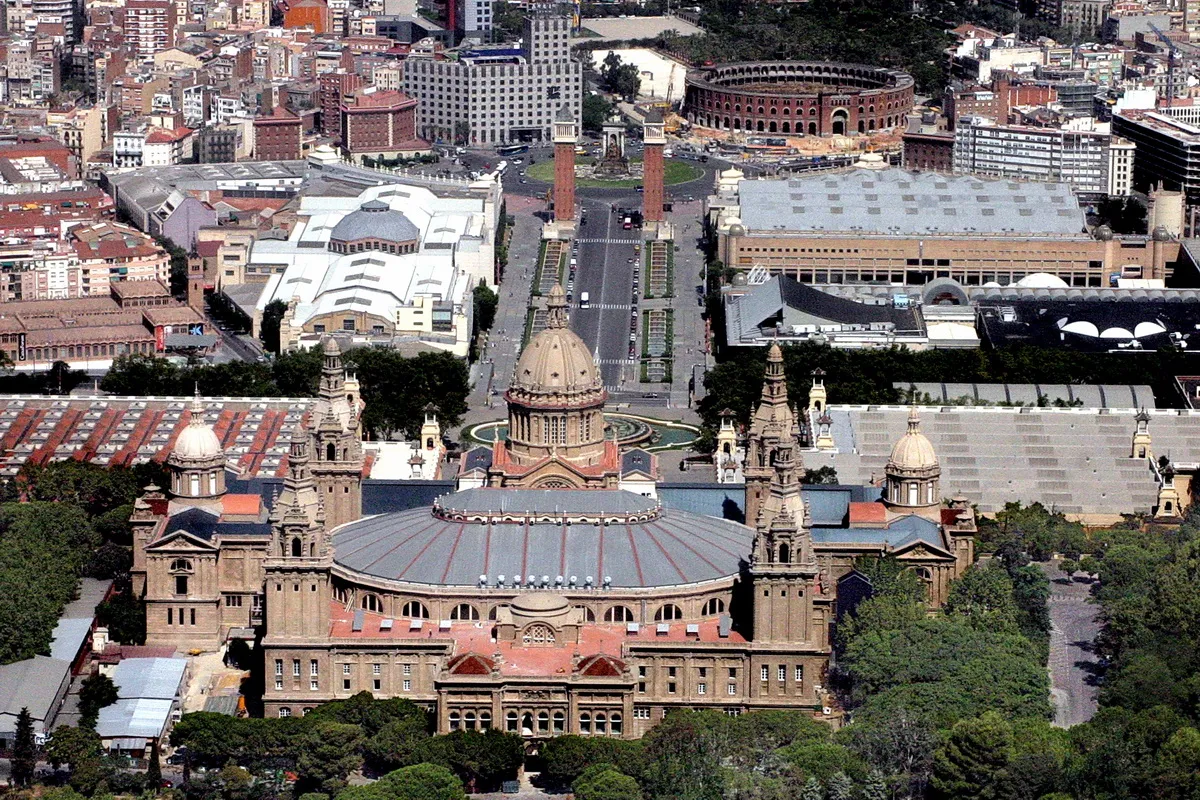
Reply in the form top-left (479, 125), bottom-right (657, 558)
top-left (552, 105), bottom-right (666, 228)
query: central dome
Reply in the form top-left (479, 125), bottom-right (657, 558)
top-left (510, 284), bottom-right (603, 399)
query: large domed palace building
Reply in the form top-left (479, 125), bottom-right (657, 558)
top-left (132, 295), bottom-right (973, 734)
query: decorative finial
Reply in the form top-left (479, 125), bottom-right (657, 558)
top-left (546, 284), bottom-right (568, 329)
top-left (907, 403), bottom-right (921, 433)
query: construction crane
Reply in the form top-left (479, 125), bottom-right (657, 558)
top-left (1149, 23), bottom-right (1180, 108)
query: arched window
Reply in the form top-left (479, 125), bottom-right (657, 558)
top-left (190, 473), bottom-right (200, 496)
top-left (506, 711), bottom-right (518, 732)
top-left (291, 537), bottom-right (302, 557)
top-left (487, 606), bottom-right (498, 621)
top-left (170, 559), bottom-right (193, 573)
top-left (701, 598), bottom-right (725, 616)
top-left (604, 606), bottom-right (633, 623)
top-left (521, 712), bottom-right (534, 736)
top-left (907, 483), bottom-right (918, 506)
top-left (579, 712), bottom-right (591, 734)
top-left (209, 473), bottom-right (218, 494)
top-left (450, 603), bottom-right (479, 621)
top-left (610, 713), bottom-right (622, 735)
top-left (449, 711), bottom-right (461, 730)
top-left (654, 604), bottom-right (682, 622)
top-left (402, 601), bottom-right (429, 618)
top-left (464, 711), bottom-right (477, 730)
top-left (279, 708), bottom-right (291, 718)
top-left (522, 624), bottom-right (555, 645)
top-left (327, 443), bottom-right (336, 461)
top-left (361, 594), bottom-right (382, 613)
top-left (595, 713), bottom-right (607, 735)
top-left (479, 711), bottom-right (492, 730)
top-left (553, 711), bottom-right (565, 733)
top-left (779, 543), bottom-right (790, 564)
top-left (538, 711), bottom-right (549, 733)
top-left (581, 606), bottom-right (596, 622)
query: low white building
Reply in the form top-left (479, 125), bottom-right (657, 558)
top-left (250, 181), bottom-right (493, 357)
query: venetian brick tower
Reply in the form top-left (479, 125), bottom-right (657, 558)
top-left (642, 109), bottom-right (665, 224)
top-left (553, 104), bottom-right (577, 222)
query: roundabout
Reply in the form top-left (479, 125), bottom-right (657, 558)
top-left (465, 412), bottom-right (699, 451)
top-left (524, 158), bottom-right (703, 188)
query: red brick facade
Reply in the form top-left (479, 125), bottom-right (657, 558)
top-left (554, 141), bottom-right (574, 221)
top-left (254, 108), bottom-right (302, 161)
top-left (319, 72), bottom-right (363, 139)
top-left (642, 142), bottom-right (663, 223)
top-left (340, 90), bottom-right (421, 156)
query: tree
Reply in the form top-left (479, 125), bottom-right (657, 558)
top-left (541, 735), bottom-right (646, 789)
top-left (46, 725), bottom-right (109, 795)
top-left (379, 764), bottom-right (466, 800)
top-left (147, 738), bottom-right (163, 790)
top-left (79, 673), bottom-right (119, 729)
top-left (295, 721), bottom-right (365, 796)
top-left (943, 565), bottom-right (1020, 634)
top-left (860, 770), bottom-right (888, 800)
top-left (96, 591), bottom-right (146, 645)
top-left (260, 299), bottom-right (288, 354)
top-left (583, 94), bottom-right (613, 132)
top-left (800, 776), bottom-right (823, 800)
top-left (801, 466), bottom-right (838, 485)
top-left (641, 711), bottom-right (727, 800)
top-left (1059, 558), bottom-right (1078, 580)
top-left (930, 712), bottom-right (1014, 800)
top-left (12, 707), bottom-right (36, 787)
top-left (414, 729), bottom-right (524, 791)
top-left (824, 772), bottom-right (852, 800)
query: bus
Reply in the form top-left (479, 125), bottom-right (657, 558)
top-left (497, 144), bottom-right (530, 156)
top-left (579, 292), bottom-right (590, 308)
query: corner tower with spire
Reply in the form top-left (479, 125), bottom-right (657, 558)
top-left (745, 342), bottom-right (802, 526)
top-left (308, 337), bottom-right (364, 531)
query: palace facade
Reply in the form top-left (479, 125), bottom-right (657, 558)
top-left (134, 289), bottom-right (974, 736)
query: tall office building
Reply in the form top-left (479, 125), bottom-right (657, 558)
top-left (403, 11), bottom-right (581, 145)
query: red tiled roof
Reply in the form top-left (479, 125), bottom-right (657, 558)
top-left (222, 494), bottom-right (262, 516)
top-left (196, 240), bottom-right (221, 257)
top-left (329, 604), bottom-right (747, 678)
top-left (849, 502), bottom-right (888, 524)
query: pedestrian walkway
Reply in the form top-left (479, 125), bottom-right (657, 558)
top-left (574, 237), bottom-right (641, 244)
top-left (1041, 561), bottom-right (1101, 728)
top-left (583, 303), bottom-right (634, 310)
top-left (596, 358), bottom-right (637, 365)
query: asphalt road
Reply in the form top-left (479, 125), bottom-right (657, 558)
top-left (570, 198), bottom-right (641, 390)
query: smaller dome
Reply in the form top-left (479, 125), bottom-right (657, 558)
top-left (887, 406), bottom-right (938, 474)
top-left (720, 167), bottom-right (744, 180)
top-left (511, 593), bottom-right (570, 615)
top-left (173, 397), bottom-right (224, 462)
top-left (1095, 224), bottom-right (1114, 241)
top-left (1152, 225), bottom-right (1171, 242)
top-left (731, 271), bottom-right (749, 287)
top-left (1016, 273), bottom-right (1069, 289)
top-left (728, 223), bottom-right (746, 236)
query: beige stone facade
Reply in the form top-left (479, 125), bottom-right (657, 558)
top-left (137, 327), bottom-right (975, 735)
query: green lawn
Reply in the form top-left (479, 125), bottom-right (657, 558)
top-left (525, 159), bottom-right (702, 188)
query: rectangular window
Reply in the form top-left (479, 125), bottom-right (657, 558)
top-left (778, 666), bottom-right (786, 682)
top-left (343, 679), bottom-right (351, 690)
top-left (311, 660), bottom-right (319, 677)
top-left (729, 668), bottom-right (738, 679)
top-left (311, 680), bottom-right (319, 690)
top-left (293, 659), bottom-right (301, 677)
top-left (373, 679), bottom-right (381, 691)
top-left (274, 678), bottom-right (283, 691)
top-left (795, 665), bottom-right (804, 683)
top-left (402, 679), bottom-right (411, 691)
top-left (275, 660), bottom-right (283, 676)
top-left (760, 665), bottom-right (769, 681)
top-left (668, 682), bottom-right (676, 694)
top-left (342, 664), bottom-right (351, 675)
top-left (728, 683), bottom-right (737, 696)
top-left (190, 608), bottom-right (195, 625)
top-left (373, 664), bottom-right (381, 675)
top-left (668, 666), bottom-right (677, 677)
top-left (167, 608), bottom-right (173, 625)
top-left (634, 708), bottom-right (650, 719)
top-left (403, 664), bottom-right (412, 675)
top-left (638, 682), bottom-right (646, 693)
top-left (698, 682), bottom-right (707, 695)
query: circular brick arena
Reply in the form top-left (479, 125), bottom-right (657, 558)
top-left (684, 61), bottom-right (915, 137)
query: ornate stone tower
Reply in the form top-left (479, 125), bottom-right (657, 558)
top-left (883, 406), bottom-right (941, 510)
top-left (309, 337), bottom-right (363, 531)
top-left (745, 342), bottom-right (801, 527)
top-left (642, 109), bottom-right (665, 224)
top-left (1132, 408), bottom-right (1152, 460)
top-left (493, 284), bottom-right (615, 487)
top-left (552, 104), bottom-right (577, 222)
top-left (166, 391), bottom-right (227, 500)
top-left (264, 425), bottom-right (331, 642)
top-left (750, 438), bottom-right (820, 644)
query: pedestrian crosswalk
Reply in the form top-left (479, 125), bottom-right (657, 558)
top-left (574, 238), bottom-right (642, 245)
top-left (578, 303), bottom-right (634, 310)
top-left (596, 359), bottom-right (637, 365)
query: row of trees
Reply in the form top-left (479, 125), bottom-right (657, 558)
top-left (696, 341), bottom-right (1199, 450)
top-left (0, 460), bottom-right (158, 665)
top-left (99, 345), bottom-right (470, 440)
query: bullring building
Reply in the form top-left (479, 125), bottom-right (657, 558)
top-left (132, 289), bottom-right (975, 733)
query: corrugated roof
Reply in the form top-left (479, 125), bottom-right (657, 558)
top-left (111, 657), bottom-right (187, 700)
top-left (96, 698), bottom-right (173, 739)
top-left (0, 656), bottom-right (71, 726)
top-left (737, 169), bottom-right (1085, 236)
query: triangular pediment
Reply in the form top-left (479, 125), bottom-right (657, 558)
top-left (147, 528), bottom-right (219, 552)
top-left (892, 540), bottom-right (954, 561)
